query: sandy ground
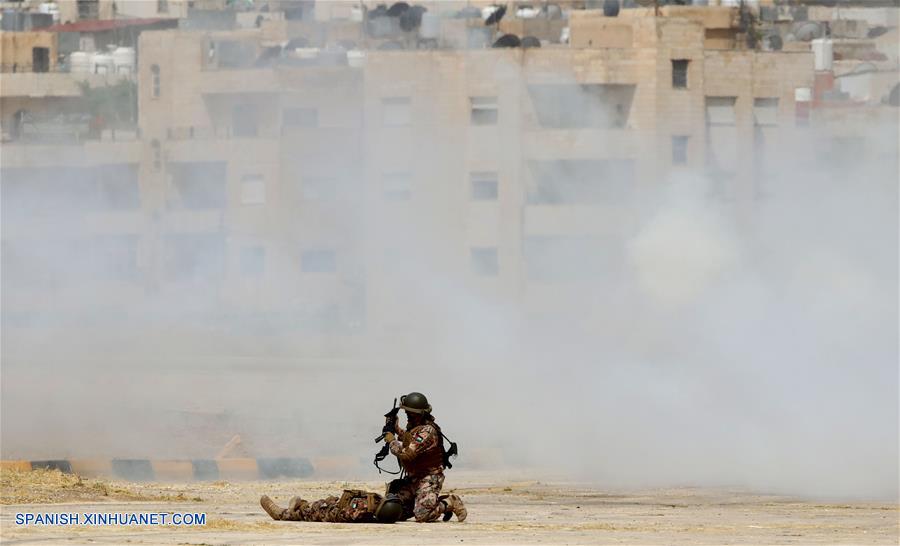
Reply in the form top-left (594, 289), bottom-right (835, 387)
top-left (0, 470), bottom-right (896, 545)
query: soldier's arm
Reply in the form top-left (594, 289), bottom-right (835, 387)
top-left (389, 424), bottom-right (438, 463)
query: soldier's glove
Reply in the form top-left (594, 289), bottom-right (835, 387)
top-left (383, 432), bottom-right (395, 443)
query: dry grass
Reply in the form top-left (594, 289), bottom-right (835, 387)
top-left (0, 468), bottom-right (201, 505)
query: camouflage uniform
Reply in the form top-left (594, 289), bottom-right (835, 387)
top-left (279, 490), bottom-right (381, 523)
top-left (389, 421), bottom-right (447, 522)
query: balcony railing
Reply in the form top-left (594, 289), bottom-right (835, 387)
top-left (2, 114), bottom-right (139, 145)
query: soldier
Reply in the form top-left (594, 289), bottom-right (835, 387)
top-left (259, 490), bottom-right (403, 523)
top-left (382, 391), bottom-right (467, 523)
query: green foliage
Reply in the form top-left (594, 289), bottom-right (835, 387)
top-left (77, 79), bottom-right (138, 128)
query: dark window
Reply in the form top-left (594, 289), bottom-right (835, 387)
top-left (302, 250), bottom-right (336, 273)
top-left (240, 246), bottom-right (265, 277)
top-left (157, 0), bottom-right (169, 13)
top-left (527, 84), bottom-right (635, 129)
top-left (32, 47), bottom-right (49, 73)
top-left (470, 247), bottom-right (499, 276)
top-left (470, 96), bottom-right (498, 125)
top-left (283, 107), bottom-right (318, 129)
top-left (672, 59), bottom-right (689, 89)
top-left (151, 64), bottom-right (160, 98)
top-left (215, 41), bottom-right (257, 69)
top-left (671, 135), bottom-right (689, 165)
top-left (77, 0), bottom-right (99, 19)
top-left (168, 161), bottom-right (227, 209)
top-left (471, 172), bottom-right (498, 200)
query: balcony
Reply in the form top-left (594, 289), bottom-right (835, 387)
top-left (0, 72), bottom-right (133, 98)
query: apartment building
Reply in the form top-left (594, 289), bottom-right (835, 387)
top-left (4, 2), bottom-right (895, 357)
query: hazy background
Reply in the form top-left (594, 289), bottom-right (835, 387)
top-left (2, 55), bottom-right (897, 502)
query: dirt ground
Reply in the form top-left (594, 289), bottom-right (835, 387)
top-left (0, 469), bottom-right (896, 545)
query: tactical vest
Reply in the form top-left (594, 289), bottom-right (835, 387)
top-left (400, 420), bottom-right (445, 476)
top-left (337, 489), bottom-right (380, 523)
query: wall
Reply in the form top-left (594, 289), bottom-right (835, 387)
top-left (0, 31), bottom-right (57, 72)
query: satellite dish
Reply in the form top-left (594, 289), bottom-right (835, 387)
top-left (492, 33), bottom-right (520, 48)
top-left (794, 21), bottom-right (823, 42)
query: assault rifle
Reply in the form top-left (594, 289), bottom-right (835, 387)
top-left (373, 398), bottom-right (401, 474)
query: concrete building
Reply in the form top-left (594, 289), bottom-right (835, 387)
top-left (1, 3), bottom-right (895, 359)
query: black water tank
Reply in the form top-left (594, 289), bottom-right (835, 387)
top-left (603, 0), bottom-right (620, 17)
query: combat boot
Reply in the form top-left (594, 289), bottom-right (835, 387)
top-left (287, 496), bottom-right (308, 516)
top-left (260, 495), bottom-right (287, 521)
top-left (440, 493), bottom-right (467, 522)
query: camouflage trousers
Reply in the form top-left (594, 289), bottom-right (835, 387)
top-left (282, 495), bottom-right (373, 523)
top-left (392, 472), bottom-right (445, 522)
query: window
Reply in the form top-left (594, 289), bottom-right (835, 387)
top-left (671, 135), bottom-right (689, 165)
top-left (527, 84), bottom-right (635, 129)
top-left (32, 47), bottom-right (49, 73)
top-left (151, 65), bottom-right (160, 98)
top-left (214, 41), bottom-right (257, 69)
top-left (301, 250), bottom-right (336, 273)
top-left (382, 97), bottom-right (411, 127)
top-left (240, 174), bottom-right (265, 205)
top-left (283, 107), bottom-right (318, 129)
top-left (168, 161), bottom-right (227, 209)
top-left (240, 246), bottom-right (265, 277)
top-left (383, 172), bottom-right (412, 201)
top-left (470, 172), bottom-right (498, 201)
top-left (151, 139), bottom-right (162, 171)
top-left (470, 247), bottom-right (499, 277)
top-left (753, 98), bottom-right (779, 126)
top-left (705, 96), bottom-right (737, 125)
top-left (157, 0), bottom-right (169, 13)
top-left (672, 59), bottom-right (689, 89)
top-left (470, 96), bottom-right (498, 125)
top-left (705, 97), bottom-right (738, 174)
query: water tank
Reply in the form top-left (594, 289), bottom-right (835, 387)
top-left (603, 0), bottom-right (620, 17)
top-left (70, 51), bottom-right (91, 74)
top-left (91, 53), bottom-right (114, 74)
top-left (419, 12), bottom-right (439, 40)
top-left (811, 38), bottom-right (833, 71)
top-left (112, 46), bottom-right (136, 75)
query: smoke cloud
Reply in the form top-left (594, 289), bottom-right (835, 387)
top-left (1, 47), bottom-right (896, 502)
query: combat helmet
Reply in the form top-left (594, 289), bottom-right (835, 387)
top-left (374, 495), bottom-right (404, 523)
top-left (399, 392), bottom-right (431, 414)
